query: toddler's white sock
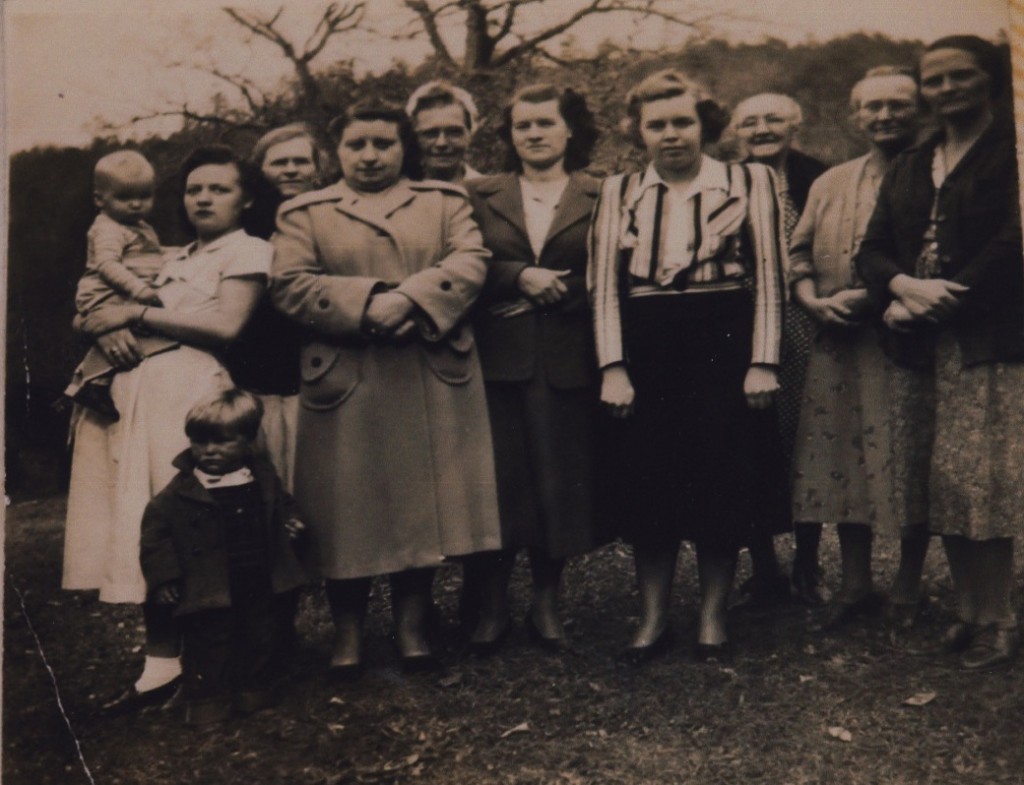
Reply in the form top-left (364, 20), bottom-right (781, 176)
top-left (134, 655), bottom-right (182, 693)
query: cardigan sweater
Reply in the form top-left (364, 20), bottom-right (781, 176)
top-left (855, 122), bottom-right (1024, 368)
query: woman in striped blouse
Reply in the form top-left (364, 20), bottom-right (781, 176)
top-left (588, 70), bottom-right (789, 663)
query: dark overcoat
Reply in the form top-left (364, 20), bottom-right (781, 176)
top-left (139, 452), bottom-right (307, 617)
top-left (467, 171), bottom-right (600, 388)
top-left (466, 172), bottom-right (601, 557)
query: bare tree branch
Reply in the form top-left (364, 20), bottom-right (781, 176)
top-left (128, 106), bottom-right (265, 130)
top-left (403, 0), bottom-right (456, 65)
top-left (300, 1), bottom-right (366, 63)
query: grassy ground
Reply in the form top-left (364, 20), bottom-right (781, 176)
top-left (5, 496), bottom-right (1024, 785)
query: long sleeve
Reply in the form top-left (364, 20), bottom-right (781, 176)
top-left (744, 164), bottom-right (785, 366)
top-left (787, 184), bottom-right (821, 288)
top-left (270, 205), bottom-right (385, 338)
top-left (139, 499), bottom-right (182, 592)
top-left (394, 194), bottom-right (489, 340)
top-left (854, 168), bottom-right (904, 307)
top-left (76, 219), bottom-right (156, 313)
top-left (588, 174), bottom-right (628, 368)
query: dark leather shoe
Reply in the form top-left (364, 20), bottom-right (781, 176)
top-left (941, 621), bottom-right (978, 654)
top-left (791, 564), bottom-right (829, 607)
top-left (183, 697), bottom-right (232, 727)
top-left (617, 628), bottom-right (672, 667)
top-left (327, 660), bottom-right (364, 684)
top-left (884, 596), bottom-right (928, 631)
top-left (736, 574), bottom-right (791, 610)
top-left (99, 677), bottom-right (181, 717)
top-left (400, 652), bottom-right (441, 674)
top-left (524, 613), bottom-right (571, 653)
top-left (694, 641), bottom-right (732, 664)
top-left (468, 619), bottom-right (512, 659)
top-left (817, 591), bottom-right (885, 632)
top-left (961, 624), bottom-right (1020, 671)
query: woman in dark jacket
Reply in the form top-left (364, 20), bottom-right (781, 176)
top-left (463, 84), bottom-right (601, 653)
top-left (856, 35), bottom-right (1024, 670)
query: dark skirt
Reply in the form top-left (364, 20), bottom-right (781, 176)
top-left (485, 372), bottom-right (600, 559)
top-left (603, 290), bottom-right (789, 550)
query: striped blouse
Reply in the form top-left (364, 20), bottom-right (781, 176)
top-left (587, 156), bottom-right (785, 369)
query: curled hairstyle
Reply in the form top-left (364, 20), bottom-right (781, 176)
top-left (185, 388), bottom-right (264, 442)
top-left (94, 150), bottom-right (155, 192)
top-left (177, 144), bottom-right (261, 237)
top-left (497, 84), bottom-right (599, 173)
top-left (328, 99), bottom-right (421, 179)
top-left (625, 70), bottom-right (730, 147)
top-left (921, 34), bottom-right (1006, 98)
top-left (250, 123), bottom-right (323, 174)
top-left (405, 80), bottom-right (480, 136)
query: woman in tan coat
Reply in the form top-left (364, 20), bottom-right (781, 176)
top-left (271, 100), bottom-right (501, 677)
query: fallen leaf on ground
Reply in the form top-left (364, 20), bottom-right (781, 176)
top-left (828, 726), bottom-right (853, 742)
top-left (500, 722), bottom-right (530, 739)
top-left (326, 723), bottom-right (345, 734)
top-left (903, 691), bottom-right (936, 707)
top-left (439, 672), bottom-right (463, 688)
top-left (799, 675), bottom-right (815, 683)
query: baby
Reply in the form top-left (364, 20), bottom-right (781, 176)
top-left (140, 389), bottom-right (307, 726)
top-left (63, 150), bottom-right (177, 420)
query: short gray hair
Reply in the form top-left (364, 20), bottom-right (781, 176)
top-left (732, 92), bottom-right (803, 128)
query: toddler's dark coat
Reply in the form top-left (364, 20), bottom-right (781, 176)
top-left (140, 450), bottom-right (306, 615)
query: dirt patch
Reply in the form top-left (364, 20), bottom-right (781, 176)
top-left (5, 496), bottom-right (1024, 784)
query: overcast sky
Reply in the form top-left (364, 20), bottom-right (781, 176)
top-left (3, 0), bottom-right (1015, 152)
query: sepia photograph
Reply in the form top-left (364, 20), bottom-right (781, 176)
top-left (4, 0), bottom-right (1024, 782)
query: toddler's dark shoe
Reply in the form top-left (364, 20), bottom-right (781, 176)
top-left (183, 697), bottom-right (233, 727)
top-left (98, 677), bottom-right (181, 717)
top-left (234, 687), bottom-right (278, 716)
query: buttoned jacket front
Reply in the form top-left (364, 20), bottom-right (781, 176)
top-left (139, 452), bottom-right (307, 617)
top-left (467, 172), bottom-right (600, 389)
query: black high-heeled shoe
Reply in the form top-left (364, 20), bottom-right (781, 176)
top-left (468, 618), bottom-right (512, 658)
top-left (617, 627), bottom-right (673, 667)
top-left (524, 612), bottom-right (571, 653)
top-left (694, 641), bottom-right (732, 664)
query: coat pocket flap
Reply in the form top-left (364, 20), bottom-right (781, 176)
top-left (300, 343), bottom-right (340, 383)
top-left (300, 343), bottom-right (361, 410)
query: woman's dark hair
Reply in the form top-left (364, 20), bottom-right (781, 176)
top-left (624, 69), bottom-right (730, 147)
top-left (328, 99), bottom-right (422, 179)
top-left (177, 144), bottom-right (262, 237)
top-left (496, 84), bottom-right (599, 172)
top-left (921, 35), bottom-right (1006, 98)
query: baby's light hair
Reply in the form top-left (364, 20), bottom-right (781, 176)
top-left (94, 150), bottom-right (155, 192)
top-left (185, 388), bottom-right (264, 442)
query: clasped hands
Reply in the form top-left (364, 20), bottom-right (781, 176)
top-left (600, 364), bottom-right (779, 418)
top-left (363, 291), bottom-right (417, 340)
top-left (884, 275), bottom-right (968, 333)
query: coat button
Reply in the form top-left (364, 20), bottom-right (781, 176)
top-left (311, 356), bottom-right (323, 368)
top-left (440, 280), bottom-right (452, 291)
top-left (318, 298), bottom-right (330, 309)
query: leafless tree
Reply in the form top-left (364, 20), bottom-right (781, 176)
top-left (224, 2), bottom-right (366, 123)
top-left (399, 0), bottom-right (734, 71)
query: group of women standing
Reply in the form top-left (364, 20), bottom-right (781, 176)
top-left (63, 32), bottom-right (1024, 710)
